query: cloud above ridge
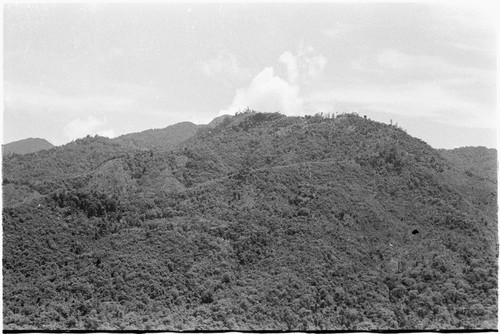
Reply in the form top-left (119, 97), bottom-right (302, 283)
top-left (199, 52), bottom-right (252, 84)
top-left (220, 44), bottom-right (326, 116)
top-left (220, 67), bottom-right (303, 115)
top-left (279, 44), bottom-right (327, 85)
top-left (63, 116), bottom-right (115, 141)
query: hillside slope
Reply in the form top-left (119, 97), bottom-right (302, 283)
top-left (2, 111), bottom-right (497, 330)
top-left (438, 147), bottom-right (497, 219)
top-left (112, 121), bottom-right (199, 151)
top-left (439, 147), bottom-right (497, 182)
top-left (2, 135), bottom-right (130, 207)
top-left (3, 138), bottom-right (54, 156)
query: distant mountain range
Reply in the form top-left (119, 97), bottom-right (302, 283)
top-left (2, 138), bottom-right (54, 156)
top-left (3, 116), bottom-right (233, 155)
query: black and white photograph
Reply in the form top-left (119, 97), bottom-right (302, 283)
top-left (2, 1), bottom-right (498, 331)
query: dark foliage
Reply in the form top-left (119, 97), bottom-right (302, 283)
top-left (3, 111), bottom-right (497, 330)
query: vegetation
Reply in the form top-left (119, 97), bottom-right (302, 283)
top-left (3, 111), bottom-right (497, 330)
top-left (113, 121), bottom-right (199, 151)
top-left (2, 138), bottom-right (54, 156)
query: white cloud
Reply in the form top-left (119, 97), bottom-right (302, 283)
top-left (220, 67), bottom-right (303, 115)
top-left (451, 42), bottom-right (494, 55)
top-left (199, 52), bottom-right (252, 83)
top-left (98, 129), bottom-right (116, 138)
top-left (376, 49), bottom-right (491, 78)
top-left (349, 49), bottom-right (495, 96)
top-left (221, 44), bottom-right (327, 116)
top-left (63, 116), bottom-right (115, 140)
top-left (4, 81), bottom-right (134, 116)
top-left (279, 51), bottom-right (298, 84)
top-left (432, 3), bottom-right (497, 33)
top-left (377, 49), bottom-right (419, 70)
top-left (279, 44), bottom-right (327, 84)
top-left (305, 81), bottom-right (495, 129)
top-left (323, 22), bottom-right (353, 39)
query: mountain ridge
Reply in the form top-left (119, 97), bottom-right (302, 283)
top-left (4, 116), bottom-right (496, 156)
top-left (112, 121), bottom-right (200, 151)
top-left (2, 111), bottom-right (497, 330)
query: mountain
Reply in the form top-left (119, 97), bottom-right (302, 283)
top-left (437, 147), bottom-right (497, 219)
top-left (2, 111), bottom-right (497, 330)
top-left (206, 114), bottom-right (232, 128)
top-left (2, 135), bottom-right (130, 207)
top-left (112, 121), bottom-right (199, 151)
top-left (438, 147), bottom-right (497, 182)
top-left (2, 137), bottom-right (54, 156)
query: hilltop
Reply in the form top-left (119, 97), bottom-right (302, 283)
top-left (2, 111), bottom-right (497, 330)
top-left (2, 138), bottom-right (54, 156)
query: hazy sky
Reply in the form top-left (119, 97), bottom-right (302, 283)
top-left (3, 2), bottom-right (497, 148)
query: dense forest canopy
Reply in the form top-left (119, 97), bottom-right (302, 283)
top-left (3, 111), bottom-right (497, 330)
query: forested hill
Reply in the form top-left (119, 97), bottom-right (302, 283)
top-left (438, 146), bottom-right (497, 183)
top-left (3, 111), bottom-right (497, 330)
top-left (2, 137), bottom-right (54, 156)
top-left (112, 121), bottom-right (199, 151)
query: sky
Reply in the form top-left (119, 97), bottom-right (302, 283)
top-left (3, 2), bottom-right (497, 148)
